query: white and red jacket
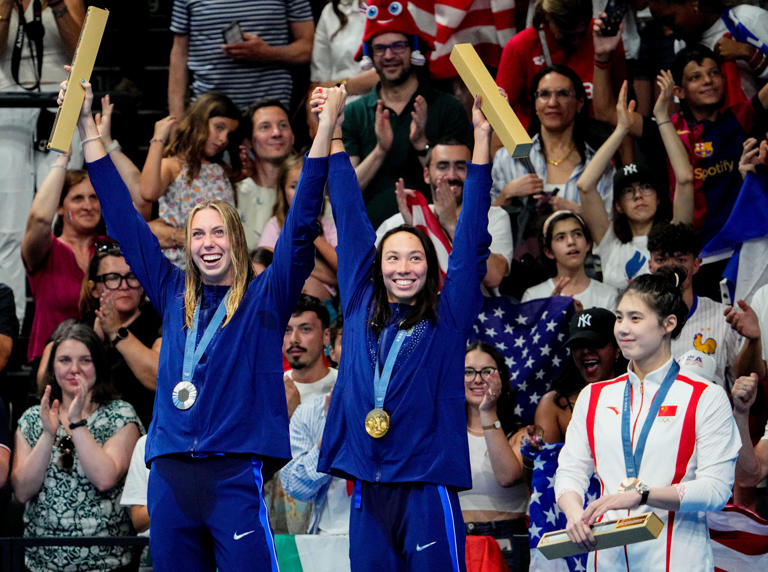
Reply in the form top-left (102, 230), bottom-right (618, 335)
top-left (555, 359), bottom-right (740, 571)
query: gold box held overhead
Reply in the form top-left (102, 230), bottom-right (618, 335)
top-left (449, 43), bottom-right (532, 158)
top-left (537, 512), bottom-right (665, 560)
top-left (47, 7), bottom-right (110, 153)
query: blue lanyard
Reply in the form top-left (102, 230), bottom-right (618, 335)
top-left (621, 361), bottom-right (680, 478)
top-left (721, 10), bottom-right (768, 57)
top-left (182, 292), bottom-right (230, 382)
top-left (373, 328), bottom-right (411, 409)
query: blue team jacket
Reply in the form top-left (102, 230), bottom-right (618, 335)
top-left (86, 155), bottom-right (326, 465)
top-left (318, 153), bottom-right (491, 489)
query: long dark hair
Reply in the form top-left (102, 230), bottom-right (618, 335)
top-left (527, 64), bottom-right (589, 164)
top-left (42, 319), bottom-right (117, 405)
top-left (465, 341), bottom-right (523, 435)
top-left (370, 226), bottom-right (440, 335)
top-left (613, 184), bottom-right (671, 244)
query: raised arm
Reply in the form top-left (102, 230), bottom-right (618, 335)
top-left (592, 19), bottom-right (643, 137)
top-left (348, 100), bottom-right (392, 191)
top-left (732, 374), bottom-right (768, 486)
top-left (21, 153), bottom-right (69, 271)
top-left (11, 390), bottom-right (59, 502)
top-left (441, 96), bottom-right (492, 330)
top-left (655, 70), bottom-right (694, 224)
top-left (139, 116), bottom-right (180, 202)
top-left (577, 81), bottom-right (634, 245)
top-left (71, 80), bottom-right (177, 310)
top-left (96, 95), bottom-right (152, 219)
top-left (168, 34), bottom-right (189, 120)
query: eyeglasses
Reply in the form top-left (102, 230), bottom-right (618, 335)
top-left (95, 272), bottom-right (141, 290)
top-left (464, 366), bottom-right (498, 382)
top-left (371, 40), bottom-right (409, 57)
top-left (57, 435), bottom-right (75, 470)
top-left (620, 183), bottom-right (656, 198)
top-left (534, 88), bottom-right (575, 102)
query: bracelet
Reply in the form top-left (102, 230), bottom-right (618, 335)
top-left (105, 139), bottom-right (121, 153)
top-left (80, 135), bottom-right (101, 148)
top-left (331, 137), bottom-right (343, 142)
top-left (656, 120), bottom-right (671, 127)
top-left (150, 137), bottom-right (165, 145)
top-left (69, 418), bottom-right (87, 430)
top-left (748, 49), bottom-right (767, 73)
top-left (594, 58), bottom-right (611, 70)
top-left (52, 5), bottom-right (68, 18)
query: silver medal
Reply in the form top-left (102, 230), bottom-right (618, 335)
top-left (172, 381), bottom-right (198, 410)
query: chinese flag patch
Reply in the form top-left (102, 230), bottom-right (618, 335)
top-left (659, 405), bottom-right (677, 417)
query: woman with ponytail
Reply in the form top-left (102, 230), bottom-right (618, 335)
top-left (555, 268), bottom-right (740, 570)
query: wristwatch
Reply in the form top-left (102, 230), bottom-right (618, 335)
top-left (482, 419), bottom-right (502, 431)
top-left (112, 327), bottom-right (129, 346)
top-left (619, 478), bottom-right (650, 505)
top-left (69, 418), bottom-right (87, 430)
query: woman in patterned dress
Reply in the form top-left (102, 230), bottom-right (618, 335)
top-left (11, 320), bottom-right (143, 571)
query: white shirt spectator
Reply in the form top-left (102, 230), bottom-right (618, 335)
top-left (522, 278), bottom-right (618, 310)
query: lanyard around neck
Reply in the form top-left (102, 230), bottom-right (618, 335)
top-left (621, 361), bottom-right (680, 478)
top-left (182, 292), bottom-right (230, 382)
top-left (373, 328), bottom-right (412, 409)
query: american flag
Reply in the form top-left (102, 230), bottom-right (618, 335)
top-left (471, 295), bottom-right (575, 424)
top-left (408, 0), bottom-right (517, 79)
top-left (710, 504), bottom-right (768, 571)
top-left (524, 441), bottom-right (602, 572)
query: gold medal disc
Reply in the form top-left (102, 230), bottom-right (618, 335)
top-left (365, 408), bottom-right (390, 438)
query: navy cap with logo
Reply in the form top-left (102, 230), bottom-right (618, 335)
top-left (613, 162), bottom-right (657, 197)
top-left (566, 307), bottom-right (616, 347)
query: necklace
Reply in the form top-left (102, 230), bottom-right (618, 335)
top-left (546, 143), bottom-right (576, 166)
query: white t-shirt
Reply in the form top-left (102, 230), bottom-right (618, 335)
top-left (317, 477), bottom-right (350, 535)
top-left (458, 433), bottom-right (529, 514)
top-left (288, 368), bottom-right (338, 404)
top-left (522, 278), bottom-right (618, 310)
top-left (236, 179), bottom-right (277, 250)
top-left (311, 1), bottom-right (366, 105)
top-left (671, 296), bottom-right (743, 390)
top-left (593, 225), bottom-right (650, 291)
top-left (120, 435), bottom-right (149, 537)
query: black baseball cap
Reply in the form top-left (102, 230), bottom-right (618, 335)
top-left (613, 162), bottom-right (657, 196)
top-left (566, 307), bottom-right (616, 347)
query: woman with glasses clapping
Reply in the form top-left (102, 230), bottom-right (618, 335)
top-left (460, 341), bottom-right (529, 571)
top-left (11, 320), bottom-right (143, 572)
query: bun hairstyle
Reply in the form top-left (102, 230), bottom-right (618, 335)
top-left (619, 267), bottom-right (689, 339)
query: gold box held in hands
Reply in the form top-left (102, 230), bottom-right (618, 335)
top-left (449, 43), bottom-right (533, 159)
top-left (47, 7), bottom-right (109, 153)
top-left (537, 512), bottom-right (665, 559)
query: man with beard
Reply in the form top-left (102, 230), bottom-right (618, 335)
top-left (282, 294), bottom-right (335, 418)
top-left (341, 0), bottom-right (472, 228)
top-left (236, 99), bottom-right (296, 249)
top-left (374, 139), bottom-right (513, 293)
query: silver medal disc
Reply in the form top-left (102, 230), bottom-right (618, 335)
top-left (172, 381), bottom-right (198, 410)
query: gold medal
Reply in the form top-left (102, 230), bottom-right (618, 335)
top-left (365, 408), bottom-right (390, 438)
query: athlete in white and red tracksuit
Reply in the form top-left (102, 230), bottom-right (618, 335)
top-left (555, 271), bottom-right (740, 571)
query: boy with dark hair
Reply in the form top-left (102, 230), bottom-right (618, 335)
top-left (593, 39), bottom-right (768, 297)
top-left (648, 222), bottom-right (765, 389)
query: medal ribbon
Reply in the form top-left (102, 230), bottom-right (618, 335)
top-left (182, 292), bottom-right (230, 383)
top-left (373, 328), bottom-right (412, 409)
top-left (621, 361), bottom-right (679, 478)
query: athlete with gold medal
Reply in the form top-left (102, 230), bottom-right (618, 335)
top-left (311, 81), bottom-right (494, 571)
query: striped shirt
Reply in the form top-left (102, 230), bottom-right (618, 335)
top-left (171, 0), bottom-right (313, 109)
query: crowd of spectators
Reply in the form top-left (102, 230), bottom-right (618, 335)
top-left (1, 0), bottom-right (768, 569)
